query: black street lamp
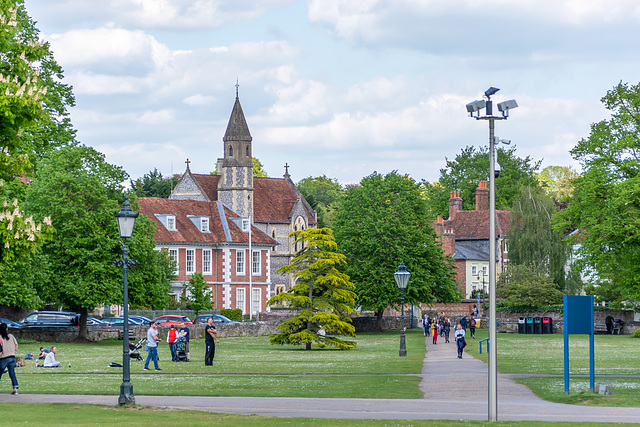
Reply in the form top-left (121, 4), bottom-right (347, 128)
top-left (394, 261), bottom-right (411, 357)
top-left (114, 196), bottom-right (138, 405)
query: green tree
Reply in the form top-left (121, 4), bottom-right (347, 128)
top-left (508, 186), bottom-right (578, 293)
top-left (181, 272), bottom-right (213, 317)
top-left (555, 82), bottom-right (640, 310)
top-left (130, 168), bottom-right (178, 198)
top-left (267, 228), bottom-right (357, 350)
top-left (0, 0), bottom-right (76, 178)
top-left (24, 145), bottom-right (173, 338)
top-left (535, 165), bottom-right (578, 201)
top-left (496, 264), bottom-right (563, 306)
top-left (297, 175), bottom-right (343, 228)
top-left (423, 146), bottom-right (541, 220)
top-left (334, 171), bottom-right (459, 332)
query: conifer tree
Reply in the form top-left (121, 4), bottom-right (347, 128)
top-left (268, 228), bottom-right (357, 350)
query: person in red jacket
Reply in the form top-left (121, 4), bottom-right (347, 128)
top-left (167, 324), bottom-right (177, 362)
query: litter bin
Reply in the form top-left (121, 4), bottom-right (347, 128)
top-left (526, 317), bottom-right (534, 334)
top-left (542, 317), bottom-right (553, 334)
top-left (533, 316), bottom-right (542, 334)
top-left (518, 317), bottom-right (526, 334)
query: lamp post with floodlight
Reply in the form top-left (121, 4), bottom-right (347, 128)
top-left (394, 261), bottom-right (411, 357)
top-left (114, 196), bottom-right (138, 405)
top-left (466, 87), bottom-right (518, 422)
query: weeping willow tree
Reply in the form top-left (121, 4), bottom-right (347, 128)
top-left (267, 228), bottom-right (357, 350)
top-left (507, 185), bottom-right (581, 294)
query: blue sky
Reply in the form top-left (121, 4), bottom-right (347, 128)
top-left (24, 0), bottom-right (640, 185)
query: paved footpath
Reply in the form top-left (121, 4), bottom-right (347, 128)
top-left (2, 337), bottom-right (640, 423)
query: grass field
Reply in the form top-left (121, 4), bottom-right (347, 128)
top-left (12, 329), bottom-right (426, 398)
top-left (466, 328), bottom-right (640, 406)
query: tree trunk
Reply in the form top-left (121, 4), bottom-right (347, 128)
top-left (306, 281), bottom-right (313, 350)
top-left (77, 307), bottom-right (88, 341)
top-left (375, 310), bottom-right (384, 332)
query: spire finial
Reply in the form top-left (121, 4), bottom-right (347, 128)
top-left (235, 78), bottom-right (239, 99)
top-left (284, 163), bottom-right (290, 176)
top-left (185, 158), bottom-right (191, 171)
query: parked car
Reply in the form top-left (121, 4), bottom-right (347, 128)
top-left (86, 317), bottom-right (109, 327)
top-left (19, 311), bottom-right (80, 327)
top-left (129, 315), bottom-right (153, 325)
top-left (101, 317), bottom-right (144, 326)
top-left (193, 314), bottom-right (240, 324)
top-left (0, 318), bottom-right (23, 328)
top-left (152, 315), bottom-right (192, 326)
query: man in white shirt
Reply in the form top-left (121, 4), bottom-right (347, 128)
top-left (43, 346), bottom-right (61, 367)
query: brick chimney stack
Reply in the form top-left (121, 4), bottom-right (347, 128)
top-left (448, 191), bottom-right (462, 220)
top-left (475, 181), bottom-right (488, 211)
top-left (442, 227), bottom-right (455, 256)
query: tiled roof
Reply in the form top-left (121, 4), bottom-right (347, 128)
top-left (188, 174), bottom-right (316, 225)
top-left (137, 197), bottom-right (277, 246)
top-left (453, 239), bottom-right (498, 261)
top-left (446, 210), bottom-right (511, 240)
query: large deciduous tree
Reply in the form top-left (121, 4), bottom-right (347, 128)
top-left (130, 168), bottom-right (178, 198)
top-left (555, 82), bottom-right (640, 310)
top-left (297, 175), bottom-right (343, 228)
top-left (508, 186), bottom-right (580, 293)
top-left (334, 171), bottom-right (459, 331)
top-left (423, 146), bottom-right (540, 220)
top-left (181, 272), bottom-right (213, 317)
top-left (24, 145), bottom-right (173, 338)
top-left (496, 264), bottom-right (563, 306)
top-left (267, 228), bottom-right (357, 350)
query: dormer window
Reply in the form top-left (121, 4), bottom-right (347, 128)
top-left (166, 215), bottom-right (176, 231)
top-left (200, 217), bottom-right (209, 232)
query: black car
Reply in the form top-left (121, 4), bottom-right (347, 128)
top-left (193, 314), bottom-right (240, 324)
top-left (19, 311), bottom-right (80, 327)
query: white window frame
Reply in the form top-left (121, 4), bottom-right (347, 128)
top-left (471, 265), bottom-right (477, 276)
top-left (482, 265), bottom-right (488, 276)
top-left (186, 249), bottom-right (195, 274)
top-left (200, 217), bottom-right (209, 232)
top-left (169, 248), bottom-right (179, 275)
top-left (202, 249), bottom-right (212, 275)
top-left (236, 287), bottom-right (245, 313)
top-left (251, 288), bottom-right (261, 315)
top-left (167, 215), bottom-right (176, 231)
top-left (236, 249), bottom-right (245, 275)
top-left (252, 250), bottom-right (261, 275)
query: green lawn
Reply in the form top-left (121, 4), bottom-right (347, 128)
top-left (466, 328), bottom-right (640, 406)
top-left (15, 329), bottom-right (425, 398)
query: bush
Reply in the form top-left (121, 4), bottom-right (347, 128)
top-left (633, 328), bottom-right (640, 338)
top-left (221, 309), bottom-right (242, 321)
top-left (497, 264), bottom-right (563, 306)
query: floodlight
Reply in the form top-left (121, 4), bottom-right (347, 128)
top-left (484, 87), bottom-right (500, 97)
top-left (466, 99), bottom-right (486, 114)
top-left (494, 137), bottom-right (511, 145)
top-left (497, 99), bottom-right (518, 114)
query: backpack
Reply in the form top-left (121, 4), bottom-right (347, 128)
top-left (470, 318), bottom-right (476, 327)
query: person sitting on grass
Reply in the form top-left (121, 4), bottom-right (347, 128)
top-left (43, 346), bottom-right (61, 368)
top-left (38, 347), bottom-right (49, 360)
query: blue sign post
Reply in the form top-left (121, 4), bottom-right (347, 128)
top-left (563, 295), bottom-right (595, 395)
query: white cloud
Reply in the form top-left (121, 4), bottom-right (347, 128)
top-left (183, 94), bottom-right (216, 106)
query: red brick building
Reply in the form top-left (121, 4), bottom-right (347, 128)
top-left (433, 181), bottom-right (511, 297)
top-left (137, 198), bottom-right (277, 314)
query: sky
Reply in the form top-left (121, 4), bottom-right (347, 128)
top-left (22, 0), bottom-right (640, 185)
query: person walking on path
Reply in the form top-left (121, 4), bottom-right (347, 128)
top-left (167, 325), bottom-right (177, 362)
top-left (431, 320), bottom-right (438, 344)
top-left (460, 316), bottom-right (468, 332)
top-left (469, 317), bottom-right (476, 339)
top-left (443, 319), bottom-right (451, 343)
top-left (0, 323), bottom-right (19, 395)
top-left (455, 324), bottom-right (466, 359)
top-left (179, 321), bottom-right (190, 362)
top-left (422, 314), bottom-right (430, 337)
top-left (204, 317), bottom-right (219, 365)
top-left (144, 322), bottom-right (161, 371)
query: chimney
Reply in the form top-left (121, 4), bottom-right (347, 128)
top-left (449, 191), bottom-right (462, 220)
top-left (442, 227), bottom-right (455, 256)
top-left (475, 181), bottom-right (488, 211)
top-left (433, 216), bottom-right (444, 237)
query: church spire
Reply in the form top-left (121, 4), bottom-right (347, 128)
top-left (224, 88), bottom-right (251, 142)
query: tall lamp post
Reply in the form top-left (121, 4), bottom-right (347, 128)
top-left (114, 196), bottom-right (138, 406)
top-left (394, 261), bottom-right (411, 357)
top-left (466, 87), bottom-right (518, 422)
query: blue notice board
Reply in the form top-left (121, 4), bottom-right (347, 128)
top-left (563, 295), bottom-right (595, 394)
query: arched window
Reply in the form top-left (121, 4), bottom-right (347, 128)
top-left (228, 145), bottom-right (234, 157)
top-left (246, 146), bottom-right (250, 157)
